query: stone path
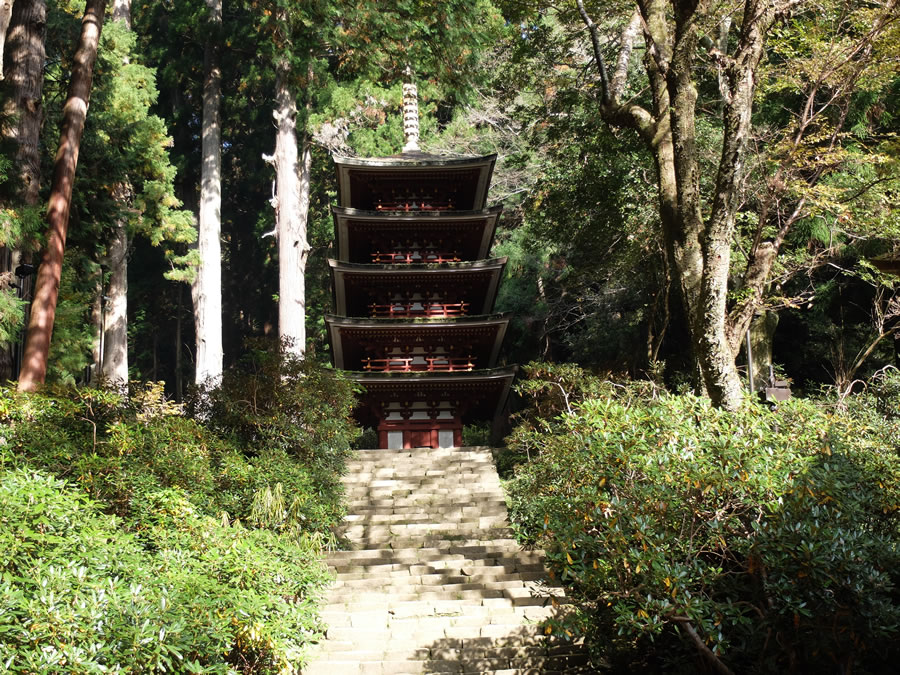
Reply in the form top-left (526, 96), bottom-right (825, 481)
top-left (304, 446), bottom-right (589, 675)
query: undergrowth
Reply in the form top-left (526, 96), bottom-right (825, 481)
top-left (0, 345), bottom-right (359, 673)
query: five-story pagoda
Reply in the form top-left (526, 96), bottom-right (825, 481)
top-left (326, 82), bottom-right (515, 449)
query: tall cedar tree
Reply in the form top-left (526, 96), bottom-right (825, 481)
top-left (193, 0), bottom-right (224, 385)
top-left (18, 0), bottom-right (108, 392)
top-left (0, 0), bottom-right (46, 381)
top-left (99, 0), bottom-right (132, 385)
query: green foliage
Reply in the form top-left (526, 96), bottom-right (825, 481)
top-left (0, 353), bottom-right (360, 671)
top-left (45, 263), bottom-right (97, 387)
top-left (505, 369), bottom-right (900, 673)
top-left (461, 422), bottom-right (491, 447)
top-left (0, 467), bottom-right (328, 674)
top-left (0, 288), bottom-right (24, 346)
top-left (190, 339), bottom-right (359, 473)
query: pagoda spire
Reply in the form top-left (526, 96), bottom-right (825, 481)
top-left (402, 67), bottom-right (420, 153)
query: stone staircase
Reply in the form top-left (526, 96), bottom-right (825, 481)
top-left (304, 446), bottom-right (589, 675)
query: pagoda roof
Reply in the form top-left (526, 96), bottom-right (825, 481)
top-left (333, 153), bottom-right (497, 211)
top-left (348, 366), bottom-right (518, 427)
top-left (331, 205), bottom-right (502, 264)
top-left (325, 313), bottom-right (510, 370)
top-left (328, 257), bottom-right (508, 317)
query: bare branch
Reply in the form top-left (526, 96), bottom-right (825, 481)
top-left (575, 0), bottom-right (611, 104)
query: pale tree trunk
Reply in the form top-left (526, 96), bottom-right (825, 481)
top-left (99, 0), bottom-right (131, 387)
top-left (692, 0), bottom-right (776, 408)
top-left (18, 0), bottom-right (107, 392)
top-left (175, 283), bottom-right (183, 401)
top-left (266, 56), bottom-right (312, 358)
top-left (272, 64), bottom-right (310, 359)
top-left (112, 0), bottom-right (128, 26)
top-left (89, 279), bottom-right (101, 383)
top-left (192, 0), bottom-right (223, 385)
top-left (665, 0), bottom-right (744, 408)
top-left (101, 213), bottom-right (128, 385)
top-left (641, 0), bottom-right (703, 329)
top-left (0, 0), bottom-right (15, 79)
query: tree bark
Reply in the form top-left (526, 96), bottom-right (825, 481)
top-left (112, 0), bottom-right (129, 27)
top-left (273, 64), bottom-right (310, 359)
top-left (18, 0), bottom-right (107, 392)
top-left (89, 277), bottom-right (102, 383)
top-left (100, 0), bottom-right (131, 387)
top-left (577, 0), bottom-right (789, 408)
top-left (0, 0), bottom-right (15, 79)
top-left (101, 214), bottom-right (128, 385)
top-left (192, 0), bottom-right (223, 385)
top-left (2, 0), bottom-right (46, 206)
top-left (175, 283), bottom-right (183, 401)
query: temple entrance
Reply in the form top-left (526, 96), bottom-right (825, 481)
top-left (378, 419), bottom-right (462, 450)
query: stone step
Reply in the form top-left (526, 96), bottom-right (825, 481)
top-left (342, 512), bottom-right (509, 526)
top-left (343, 504), bottom-right (509, 518)
top-left (345, 487), bottom-right (503, 507)
top-left (338, 518), bottom-right (511, 533)
top-left (326, 590), bottom-right (564, 608)
top-left (321, 603), bottom-right (560, 624)
top-left (332, 566), bottom-right (548, 583)
top-left (308, 447), bottom-right (588, 673)
top-left (344, 500), bottom-right (508, 512)
top-left (343, 470), bottom-right (501, 480)
top-left (328, 550), bottom-right (546, 572)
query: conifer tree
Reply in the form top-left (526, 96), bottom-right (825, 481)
top-left (192, 0), bottom-right (223, 385)
top-left (19, 0), bottom-right (108, 391)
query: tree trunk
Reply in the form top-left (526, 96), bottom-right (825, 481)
top-left (273, 64), bottom-right (310, 359)
top-left (18, 0), bottom-right (107, 392)
top-left (746, 310), bottom-right (778, 391)
top-left (1, 0), bottom-right (44, 382)
top-left (192, 0), bottom-right (223, 385)
top-left (2, 0), bottom-right (46, 206)
top-left (0, 0), bottom-right (15, 79)
top-left (89, 276), bottom-right (102, 384)
top-left (175, 283), bottom-right (183, 401)
top-left (101, 215), bottom-right (128, 385)
top-left (112, 0), bottom-right (129, 27)
top-left (100, 0), bottom-right (131, 387)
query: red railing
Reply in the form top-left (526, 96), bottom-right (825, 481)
top-left (362, 356), bottom-right (475, 372)
top-left (374, 200), bottom-right (455, 212)
top-left (368, 301), bottom-right (469, 318)
top-left (370, 251), bottom-right (461, 264)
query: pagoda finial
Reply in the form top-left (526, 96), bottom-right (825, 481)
top-left (402, 66), bottom-right (420, 153)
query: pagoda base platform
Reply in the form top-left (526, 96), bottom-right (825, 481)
top-left (347, 367), bottom-right (517, 450)
top-left (377, 418), bottom-right (462, 449)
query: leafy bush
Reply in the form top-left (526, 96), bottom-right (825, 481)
top-left (189, 339), bottom-right (359, 475)
top-left (0, 353), bottom-right (361, 672)
top-left (0, 467), bottom-right (328, 673)
top-left (505, 369), bottom-right (900, 674)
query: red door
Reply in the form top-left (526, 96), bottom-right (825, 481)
top-left (409, 430), bottom-right (433, 448)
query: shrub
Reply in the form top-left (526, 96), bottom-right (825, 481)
top-left (189, 339), bottom-right (359, 475)
top-left (0, 351), bottom-right (361, 673)
top-left (505, 373), bottom-right (900, 674)
top-left (0, 467), bottom-right (329, 673)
